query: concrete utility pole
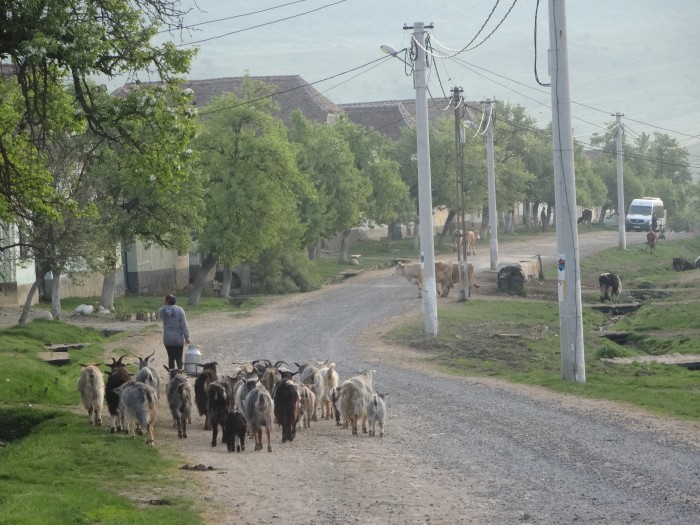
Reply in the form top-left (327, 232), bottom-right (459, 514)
top-left (453, 87), bottom-right (469, 301)
top-left (548, 0), bottom-right (585, 382)
top-left (484, 100), bottom-right (498, 271)
top-left (409, 22), bottom-right (438, 335)
top-left (615, 112), bottom-right (626, 249)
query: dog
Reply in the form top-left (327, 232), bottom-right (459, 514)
top-left (599, 273), bottom-right (622, 304)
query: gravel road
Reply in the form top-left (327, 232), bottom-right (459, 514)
top-left (110, 229), bottom-right (699, 525)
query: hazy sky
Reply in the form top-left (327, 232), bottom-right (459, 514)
top-left (123, 0), bottom-right (699, 157)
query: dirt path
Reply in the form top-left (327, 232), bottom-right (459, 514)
top-left (9, 229), bottom-right (700, 524)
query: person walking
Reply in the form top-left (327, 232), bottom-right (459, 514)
top-left (159, 294), bottom-right (190, 370)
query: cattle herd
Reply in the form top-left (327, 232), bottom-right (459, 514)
top-left (77, 355), bottom-right (387, 450)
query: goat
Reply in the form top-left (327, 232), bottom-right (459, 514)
top-left (222, 410), bottom-right (247, 452)
top-left (330, 386), bottom-right (344, 427)
top-left (672, 257), bottom-right (695, 272)
top-left (296, 361), bottom-right (324, 421)
top-left (273, 379), bottom-right (300, 443)
top-left (134, 351), bottom-right (161, 400)
top-left (340, 370), bottom-right (375, 436)
top-left (367, 393), bottom-right (387, 438)
top-left (207, 379), bottom-right (234, 447)
top-left (261, 360), bottom-right (288, 396)
top-left (318, 363), bottom-right (339, 420)
top-left (194, 362), bottom-right (218, 430)
top-left (243, 385), bottom-right (274, 452)
top-left (105, 355), bottom-right (131, 434)
top-left (164, 367), bottom-right (192, 439)
top-left (114, 380), bottom-right (157, 446)
top-left (296, 383), bottom-right (315, 430)
top-left (77, 363), bottom-right (105, 426)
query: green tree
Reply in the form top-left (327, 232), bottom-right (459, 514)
top-left (0, 0), bottom-right (195, 227)
top-left (289, 111), bottom-right (371, 261)
top-left (188, 83), bottom-right (312, 305)
top-left (332, 117), bottom-right (411, 261)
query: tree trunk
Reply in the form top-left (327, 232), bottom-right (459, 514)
top-left (100, 256), bottom-right (118, 310)
top-left (188, 253), bottom-right (217, 306)
top-left (307, 244), bottom-right (317, 260)
top-left (220, 263), bottom-right (232, 298)
top-left (438, 209), bottom-right (457, 250)
top-left (18, 278), bottom-right (41, 325)
top-left (338, 230), bottom-right (351, 264)
top-left (480, 206), bottom-right (489, 238)
top-left (51, 268), bottom-right (62, 320)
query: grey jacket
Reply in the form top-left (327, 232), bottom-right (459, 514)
top-left (159, 304), bottom-right (190, 346)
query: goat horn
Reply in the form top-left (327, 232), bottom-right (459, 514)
top-left (274, 360), bottom-right (288, 368)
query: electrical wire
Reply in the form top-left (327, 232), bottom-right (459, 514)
top-left (159, 0), bottom-right (309, 34)
top-left (177, 0), bottom-right (347, 47)
top-left (533, 0), bottom-right (550, 86)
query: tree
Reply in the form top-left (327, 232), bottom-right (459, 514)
top-left (188, 82), bottom-right (312, 305)
top-left (289, 111), bottom-right (371, 261)
top-left (332, 117), bottom-right (411, 261)
top-left (0, 0), bottom-right (196, 231)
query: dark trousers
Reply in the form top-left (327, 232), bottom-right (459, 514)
top-left (165, 345), bottom-right (184, 370)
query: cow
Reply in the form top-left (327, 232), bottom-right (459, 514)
top-left (443, 262), bottom-right (480, 297)
top-left (646, 230), bottom-right (659, 254)
top-left (393, 261), bottom-right (423, 297)
top-left (454, 229), bottom-right (480, 255)
top-left (394, 261), bottom-right (455, 298)
top-left (435, 260), bottom-right (454, 298)
top-left (599, 273), bottom-right (622, 304)
top-left (577, 208), bottom-right (593, 226)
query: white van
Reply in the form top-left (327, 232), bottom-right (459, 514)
top-left (625, 197), bottom-right (665, 232)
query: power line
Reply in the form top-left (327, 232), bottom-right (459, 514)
top-left (159, 0), bottom-right (309, 34)
top-left (177, 0), bottom-right (347, 47)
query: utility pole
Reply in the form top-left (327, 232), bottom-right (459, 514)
top-left (484, 99), bottom-right (498, 271)
top-left (408, 22), bottom-right (438, 335)
top-left (453, 87), bottom-right (469, 301)
top-left (615, 112), bottom-right (626, 249)
top-left (548, 0), bottom-right (585, 382)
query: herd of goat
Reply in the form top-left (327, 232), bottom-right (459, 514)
top-left (77, 352), bottom-right (387, 450)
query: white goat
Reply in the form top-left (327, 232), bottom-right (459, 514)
top-left (340, 370), bottom-right (375, 436)
top-left (367, 393), bottom-right (387, 437)
top-left (296, 362), bottom-right (324, 422)
top-left (77, 364), bottom-right (105, 426)
top-left (135, 351), bottom-right (161, 400)
top-left (164, 367), bottom-right (192, 439)
top-left (296, 383), bottom-right (316, 430)
top-left (319, 363), bottom-right (339, 420)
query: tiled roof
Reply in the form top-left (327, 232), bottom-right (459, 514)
top-left (113, 75), bottom-right (343, 126)
top-left (340, 99), bottom-right (483, 140)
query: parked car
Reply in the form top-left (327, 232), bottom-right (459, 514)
top-left (603, 212), bottom-right (620, 227)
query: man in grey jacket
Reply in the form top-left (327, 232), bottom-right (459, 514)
top-left (159, 294), bottom-right (191, 370)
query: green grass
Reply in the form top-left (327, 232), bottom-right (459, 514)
top-left (0, 408), bottom-right (202, 525)
top-left (384, 234), bottom-right (700, 422)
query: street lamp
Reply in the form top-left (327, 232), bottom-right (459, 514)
top-left (382, 22), bottom-right (438, 336)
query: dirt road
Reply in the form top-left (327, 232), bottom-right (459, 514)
top-left (81, 230), bottom-right (700, 524)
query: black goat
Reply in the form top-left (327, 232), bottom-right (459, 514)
top-left (104, 355), bottom-right (131, 434)
top-left (273, 379), bottom-right (299, 443)
top-left (194, 362), bottom-right (218, 430)
top-left (222, 410), bottom-right (247, 452)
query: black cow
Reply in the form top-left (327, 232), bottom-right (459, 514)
top-left (672, 257), bottom-right (695, 272)
top-left (599, 273), bottom-right (622, 304)
top-left (577, 208), bottom-right (593, 225)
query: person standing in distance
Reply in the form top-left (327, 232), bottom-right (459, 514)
top-left (159, 294), bottom-right (190, 370)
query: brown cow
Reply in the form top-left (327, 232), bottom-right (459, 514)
top-left (453, 229), bottom-right (480, 255)
top-left (443, 263), bottom-right (480, 297)
top-left (394, 261), bottom-right (453, 298)
top-left (646, 230), bottom-right (659, 254)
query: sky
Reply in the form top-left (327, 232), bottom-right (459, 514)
top-left (113, 0), bottom-right (700, 162)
